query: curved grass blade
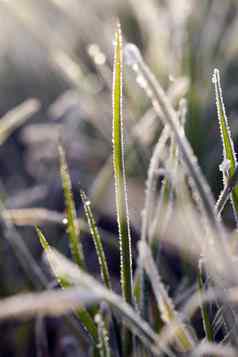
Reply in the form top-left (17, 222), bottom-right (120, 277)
top-left (112, 23), bottom-right (133, 305)
top-left (213, 68), bottom-right (238, 220)
top-left (58, 145), bottom-right (85, 269)
top-left (40, 245), bottom-right (176, 356)
top-left (139, 241), bottom-right (195, 352)
top-left (36, 227), bottom-right (98, 343)
top-left (0, 98), bottom-right (40, 145)
top-left (80, 190), bottom-right (111, 290)
top-left (124, 43), bottom-right (217, 231)
top-left (0, 288), bottom-right (100, 320)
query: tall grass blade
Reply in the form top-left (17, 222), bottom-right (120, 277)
top-left (80, 190), bottom-right (112, 289)
top-left (59, 145), bottom-right (85, 269)
top-left (36, 227), bottom-right (98, 343)
top-left (139, 126), bottom-right (170, 321)
top-left (112, 23), bottom-right (133, 305)
top-left (213, 68), bottom-right (238, 220)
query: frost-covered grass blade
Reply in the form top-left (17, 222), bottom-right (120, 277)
top-left (213, 68), bottom-right (238, 220)
top-left (112, 23), bottom-right (133, 305)
top-left (59, 145), bottom-right (85, 269)
top-left (80, 190), bottom-right (112, 290)
top-left (95, 314), bottom-right (111, 357)
top-left (139, 241), bottom-right (195, 352)
top-left (36, 227), bottom-right (98, 343)
top-left (124, 43), bottom-right (218, 231)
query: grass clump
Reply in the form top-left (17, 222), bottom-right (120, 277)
top-left (2, 19), bottom-right (238, 357)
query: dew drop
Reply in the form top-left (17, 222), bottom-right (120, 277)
top-left (146, 87), bottom-right (153, 98)
top-left (94, 314), bottom-right (101, 324)
top-left (212, 68), bottom-right (219, 84)
top-left (132, 63), bottom-right (139, 72)
top-left (169, 74), bottom-right (175, 82)
top-left (62, 217), bottom-right (68, 225)
top-left (136, 74), bottom-right (147, 89)
top-left (85, 200), bottom-right (90, 207)
top-left (124, 43), bottom-right (142, 67)
top-left (212, 74), bottom-right (217, 84)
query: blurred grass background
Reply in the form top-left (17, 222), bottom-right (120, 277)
top-left (0, 0), bottom-right (238, 355)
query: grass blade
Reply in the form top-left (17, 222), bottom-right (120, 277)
top-left (125, 43), bottom-right (218, 231)
top-left (141, 126), bottom-right (170, 243)
top-left (139, 126), bottom-right (170, 321)
top-left (80, 190), bottom-right (112, 290)
top-left (36, 227), bottom-right (98, 343)
top-left (216, 166), bottom-right (238, 214)
top-left (139, 241), bottom-right (195, 352)
top-left (213, 68), bottom-right (238, 220)
top-left (112, 23), bottom-right (133, 305)
top-left (0, 98), bottom-right (40, 145)
top-left (81, 189), bottom-right (121, 354)
top-left (59, 145), bottom-right (85, 269)
top-left (95, 314), bottom-right (111, 357)
top-left (0, 288), bottom-right (100, 320)
top-left (149, 99), bottom-right (187, 242)
top-left (198, 260), bottom-right (213, 342)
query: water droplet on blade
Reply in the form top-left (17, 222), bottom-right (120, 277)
top-left (62, 217), bottom-right (68, 225)
top-left (124, 43), bottom-right (142, 67)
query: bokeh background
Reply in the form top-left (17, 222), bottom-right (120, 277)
top-left (0, 0), bottom-right (238, 355)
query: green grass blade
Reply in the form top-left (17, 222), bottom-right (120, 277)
top-left (36, 226), bottom-right (50, 251)
top-left (216, 166), bottom-right (238, 214)
top-left (36, 227), bottom-right (98, 343)
top-left (112, 23), bottom-right (133, 305)
top-left (80, 190), bottom-right (112, 290)
top-left (198, 260), bottom-right (213, 342)
top-left (58, 145), bottom-right (85, 269)
top-left (213, 68), bottom-right (238, 218)
top-left (80, 190), bottom-right (121, 354)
